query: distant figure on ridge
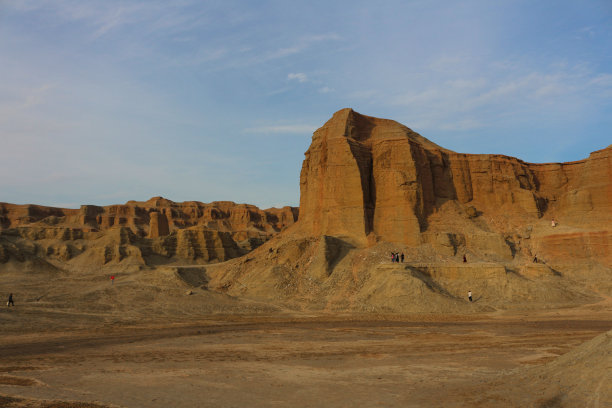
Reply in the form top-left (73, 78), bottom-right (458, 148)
top-left (533, 255), bottom-right (538, 263)
top-left (400, 253), bottom-right (404, 263)
top-left (7, 293), bottom-right (14, 307)
top-left (551, 218), bottom-right (557, 227)
top-left (468, 290), bottom-right (472, 302)
top-left (463, 254), bottom-right (467, 263)
top-left (391, 252), bottom-right (395, 263)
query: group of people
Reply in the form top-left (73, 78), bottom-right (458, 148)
top-left (390, 252), bottom-right (404, 263)
top-left (390, 252), bottom-right (476, 301)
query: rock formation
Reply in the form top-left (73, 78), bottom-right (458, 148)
top-left (0, 198), bottom-right (298, 266)
top-left (298, 108), bottom-right (612, 267)
top-left (148, 212), bottom-right (170, 238)
top-left (200, 108), bottom-right (611, 313)
top-left (1, 108), bottom-right (610, 314)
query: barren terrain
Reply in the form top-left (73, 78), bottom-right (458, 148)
top-left (1, 294), bottom-right (610, 407)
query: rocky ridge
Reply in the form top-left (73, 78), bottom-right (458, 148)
top-left (0, 198), bottom-right (297, 267)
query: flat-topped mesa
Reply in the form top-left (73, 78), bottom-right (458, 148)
top-left (298, 108), bottom-right (612, 246)
top-left (299, 108), bottom-right (445, 246)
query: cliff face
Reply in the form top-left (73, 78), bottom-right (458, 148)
top-left (298, 108), bottom-right (445, 245)
top-left (0, 198), bottom-right (298, 266)
top-left (298, 108), bottom-right (611, 265)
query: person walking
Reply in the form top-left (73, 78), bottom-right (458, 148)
top-left (7, 293), bottom-right (14, 307)
top-left (468, 290), bottom-right (472, 302)
top-left (400, 253), bottom-right (405, 263)
top-left (463, 254), bottom-right (467, 263)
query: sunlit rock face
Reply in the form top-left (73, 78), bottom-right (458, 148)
top-left (0, 198), bottom-right (298, 265)
top-left (298, 108), bottom-right (612, 263)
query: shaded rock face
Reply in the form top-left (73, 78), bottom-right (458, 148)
top-left (0, 199), bottom-right (298, 266)
top-left (148, 212), bottom-right (170, 238)
top-left (299, 109), bottom-right (611, 243)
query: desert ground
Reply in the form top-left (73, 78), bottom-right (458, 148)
top-left (1, 285), bottom-right (610, 408)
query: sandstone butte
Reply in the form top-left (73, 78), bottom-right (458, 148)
top-left (200, 108), bottom-right (611, 313)
top-left (297, 108), bottom-right (611, 261)
top-left (0, 108), bottom-right (611, 313)
top-left (299, 109), bottom-right (612, 246)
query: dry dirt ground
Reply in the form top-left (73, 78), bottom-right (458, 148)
top-left (0, 301), bottom-right (610, 408)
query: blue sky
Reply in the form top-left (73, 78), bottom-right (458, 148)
top-left (1, 0), bottom-right (611, 209)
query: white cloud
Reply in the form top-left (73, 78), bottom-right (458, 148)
top-left (385, 60), bottom-right (612, 131)
top-left (244, 124), bottom-right (316, 134)
top-left (244, 32), bottom-right (341, 67)
top-left (288, 73), bottom-right (308, 82)
top-left (318, 86), bottom-right (334, 93)
top-left (347, 89), bottom-right (379, 100)
top-left (0, 83), bottom-right (56, 113)
top-left (6, 1), bottom-right (218, 41)
top-left (300, 33), bottom-right (342, 43)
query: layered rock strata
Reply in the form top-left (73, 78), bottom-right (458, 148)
top-left (298, 108), bottom-right (612, 267)
top-left (0, 198), bottom-right (298, 266)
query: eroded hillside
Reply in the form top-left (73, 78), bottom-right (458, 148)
top-left (0, 198), bottom-right (297, 267)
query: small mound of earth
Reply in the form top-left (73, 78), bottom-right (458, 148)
top-left (0, 394), bottom-right (116, 408)
top-left (526, 329), bottom-right (612, 407)
top-left (481, 329), bottom-right (612, 407)
top-left (0, 375), bottom-right (38, 386)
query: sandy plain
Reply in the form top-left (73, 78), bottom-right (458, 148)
top-left (1, 297), bottom-right (610, 408)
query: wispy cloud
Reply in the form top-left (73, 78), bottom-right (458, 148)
top-left (162, 30), bottom-right (342, 70)
top-left (244, 124), bottom-right (316, 134)
top-left (7, 1), bottom-right (226, 42)
top-left (288, 72), bottom-right (307, 82)
top-left (383, 60), bottom-right (612, 131)
top-left (2, 1), bottom-right (611, 207)
top-left (236, 32), bottom-right (342, 67)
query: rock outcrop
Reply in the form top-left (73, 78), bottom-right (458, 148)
top-left (0, 199), bottom-right (298, 266)
top-left (148, 212), bottom-right (170, 238)
top-left (194, 109), bottom-right (611, 313)
top-left (298, 108), bottom-right (612, 266)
